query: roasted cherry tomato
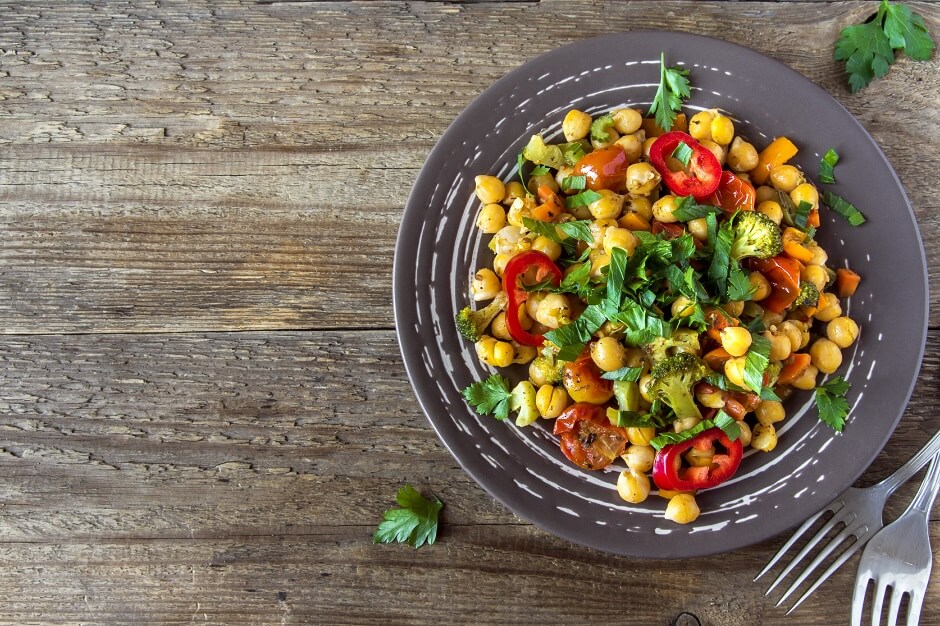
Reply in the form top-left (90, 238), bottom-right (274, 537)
top-left (749, 255), bottom-right (802, 313)
top-left (501, 250), bottom-right (563, 346)
top-left (562, 349), bottom-right (614, 404)
top-left (573, 146), bottom-right (629, 191)
top-left (553, 402), bottom-right (629, 470)
top-left (652, 427), bottom-right (743, 491)
top-left (706, 171), bottom-right (756, 213)
top-left (648, 131), bottom-right (722, 199)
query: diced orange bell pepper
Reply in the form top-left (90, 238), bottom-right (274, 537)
top-left (781, 227), bottom-right (814, 263)
top-left (642, 113), bottom-right (688, 138)
top-left (618, 212), bottom-right (651, 231)
top-left (836, 268), bottom-right (861, 298)
top-left (750, 137), bottom-right (798, 186)
top-left (777, 353), bottom-right (812, 385)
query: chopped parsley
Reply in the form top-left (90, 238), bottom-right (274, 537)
top-left (823, 190), bottom-right (867, 226)
top-left (815, 376), bottom-right (852, 432)
top-left (560, 175), bottom-right (587, 192)
top-left (647, 52), bottom-right (691, 132)
top-left (671, 141), bottom-right (694, 167)
top-left (819, 148), bottom-right (840, 184)
top-left (564, 189), bottom-right (604, 209)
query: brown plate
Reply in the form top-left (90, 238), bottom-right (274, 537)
top-left (393, 32), bottom-right (928, 557)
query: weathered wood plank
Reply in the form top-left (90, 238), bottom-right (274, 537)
top-left (0, 1), bottom-right (938, 333)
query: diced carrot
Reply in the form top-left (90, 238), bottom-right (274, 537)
top-left (836, 268), bottom-right (861, 298)
top-left (531, 185), bottom-right (562, 221)
top-left (642, 113), bottom-right (688, 138)
top-left (704, 346), bottom-right (733, 371)
top-left (807, 208), bottom-right (820, 228)
top-left (750, 136), bottom-right (798, 186)
top-left (618, 212), bottom-right (651, 231)
top-left (705, 307), bottom-right (738, 343)
top-left (777, 353), bottom-right (811, 385)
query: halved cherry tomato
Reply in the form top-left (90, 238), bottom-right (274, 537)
top-left (553, 403), bottom-right (629, 470)
top-left (652, 427), bottom-right (743, 491)
top-left (706, 171), bottom-right (755, 214)
top-left (649, 131), bottom-right (723, 199)
top-left (749, 255), bottom-right (802, 313)
top-left (502, 250), bottom-right (563, 346)
top-left (573, 146), bottom-right (629, 191)
top-left (562, 349), bottom-right (614, 405)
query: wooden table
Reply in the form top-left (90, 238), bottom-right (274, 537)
top-left (1, 1), bottom-right (938, 623)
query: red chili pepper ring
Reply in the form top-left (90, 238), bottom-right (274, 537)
top-left (649, 131), bottom-right (723, 200)
top-left (651, 427), bottom-right (743, 491)
top-left (501, 250), bottom-right (563, 347)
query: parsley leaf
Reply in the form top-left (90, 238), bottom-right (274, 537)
top-left (606, 246), bottom-right (628, 314)
top-left (819, 148), bottom-right (840, 184)
top-left (672, 196), bottom-right (721, 222)
top-left (373, 484), bottom-right (443, 548)
top-left (607, 409), bottom-right (656, 428)
top-left (727, 266), bottom-right (757, 301)
top-left (822, 190), bottom-right (867, 226)
top-left (523, 217), bottom-right (594, 247)
top-left (671, 141), bottom-right (694, 167)
top-left (561, 175), bottom-right (587, 192)
top-left (713, 410), bottom-right (742, 442)
top-left (544, 304), bottom-right (608, 361)
top-left (708, 219), bottom-right (734, 296)
top-left (834, 1), bottom-right (935, 93)
top-left (565, 189), bottom-right (604, 209)
top-left (647, 52), bottom-right (691, 132)
top-left (461, 374), bottom-right (513, 421)
top-left (743, 334), bottom-right (772, 394)
top-left (815, 376), bottom-right (852, 432)
top-left (601, 366), bottom-right (644, 382)
top-left (794, 200), bottom-right (813, 230)
top-left (530, 165), bottom-right (550, 176)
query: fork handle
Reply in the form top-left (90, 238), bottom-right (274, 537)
top-left (875, 427), bottom-right (940, 495)
top-left (908, 453), bottom-right (940, 514)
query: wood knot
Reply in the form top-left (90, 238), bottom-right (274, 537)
top-left (671, 612), bottom-right (702, 626)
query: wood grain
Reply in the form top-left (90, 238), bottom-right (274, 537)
top-left (1, 1), bottom-right (939, 624)
top-left (0, 1), bottom-right (938, 333)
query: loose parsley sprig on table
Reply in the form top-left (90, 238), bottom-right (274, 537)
top-left (647, 52), bottom-right (691, 132)
top-left (834, 0), bottom-right (935, 93)
top-left (373, 484), bottom-right (443, 548)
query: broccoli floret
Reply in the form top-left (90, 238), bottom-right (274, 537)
top-left (649, 352), bottom-right (710, 421)
top-left (454, 291), bottom-right (508, 342)
top-left (529, 345), bottom-right (565, 385)
top-left (731, 211), bottom-right (783, 261)
top-left (643, 329), bottom-right (701, 364)
top-left (794, 281), bottom-right (820, 308)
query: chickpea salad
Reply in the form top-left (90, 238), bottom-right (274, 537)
top-left (457, 55), bottom-right (866, 524)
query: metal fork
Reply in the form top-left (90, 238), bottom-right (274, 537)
top-left (755, 427), bottom-right (940, 613)
top-left (851, 453), bottom-right (940, 626)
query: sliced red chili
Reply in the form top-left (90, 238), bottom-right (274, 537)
top-left (648, 131), bottom-right (722, 199)
top-left (652, 427), bottom-right (743, 491)
top-left (501, 250), bottom-right (563, 346)
top-left (706, 170), bottom-right (756, 213)
top-left (749, 255), bottom-right (802, 313)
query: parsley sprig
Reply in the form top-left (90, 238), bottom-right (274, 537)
top-left (647, 52), bottom-right (691, 132)
top-left (373, 484), bottom-right (443, 548)
top-left (835, 0), bottom-right (935, 93)
top-left (461, 374), bottom-right (512, 421)
top-left (815, 376), bottom-right (852, 432)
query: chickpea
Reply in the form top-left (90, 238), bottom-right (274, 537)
top-left (531, 235), bottom-right (562, 261)
top-left (612, 108), bottom-right (643, 135)
top-left (536, 384), bottom-right (570, 419)
top-left (590, 253), bottom-right (610, 277)
top-left (736, 421), bottom-right (753, 448)
top-left (699, 139), bottom-right (726, 165)
top-left (638, 374), bottom-right (655, 404)
top-left (471, 268), bottom-right (501, 301)
top-left (755, 400), bottom-right (785, 426)
top-left (671, 295), bottom-right (697, 318)
top-left (757, 200), bottom-right (784, 225)
top-left (642, 136), bottom-right (657, 160)
top-left (687, 217), bottom-right (709, 241)
top-left (475, 335), bottom-right (515, 368)
top-left (790, 183), bottom-right (820, 210)
top-left (614, 134), bottom-right (643, 163)
top-left (778, 320), bottom-right (805, 353)
top-left (562, 109), bottom-right (592, 141)
top-left (604, 228), bottom-right (638, 257)
top-left (749, 271), bottom-right (772, 301)
top-left (513, 342), bottom-right (538, 365)
top-left (807, 243), bottom-right (828, 266)
top-left (710, 114), bottom-right (735, 146)
top-left (814, 292), bottom-right (843, 322)
top-left (590, 336), bottom-right (628, 372)
top-left (810, 338), bottom-right (843, 374)
top-left (674, 416), bottom-right (702, 433)
top-left (622, 445), bottom-right (655, 473)
top-left (503, 180), bottom-right (527, 206)
top-left (790, 364), bottom-right (819, 391)
top-left (626, 162), bottom-right (661, 195)
top-left (664, 493), bottom-right (700, 524)
top-left (685, 446), bottom-right (715, 468)
top-left (617, 468), bottom-right (651, 504)
top-left (696, 386), bottom-right (726, 409)
top-left (724, 356), bottom-right (748, 389)
top-left (688, 110), bottom-right (714, 141)
top-left (490, 312), bottom-right (511, 341)
top-left (624, 194), bottom-right (653, 221)
top-left (802, 264), bottom-right (829, 293)
top-left (728, 136), bottom-right (759, 172)
top-left (827, 316), bottom-right (860, 348)
top-left (720, 326), bottom-right (753, 357)
top-left (755, 185), bottom-right (778, 204)
top-left (528, 172), bottom-right (559, 195)
top-left (751, 423), bottom-right (778, 452)
top-left (589, 189), bottom-right (625, 220)
top-left (723, 300), bottom-right (745, 317)
top-left (474, 175), bottom-right (506, 204)
top-left (652, 194), bottom-right (679, 223)
top-left (534, 293), bottom-right (572, 329)
top-left (769, 165), bottom-right (804, 193)
top-left (626, 426), bottom-right (656, 447)
top-left (765, 330), bottom-right (792, 362)
top-left (476, 203), bottom-right (506, 233)
top-left (492, 252), bottom-right (511, 277)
